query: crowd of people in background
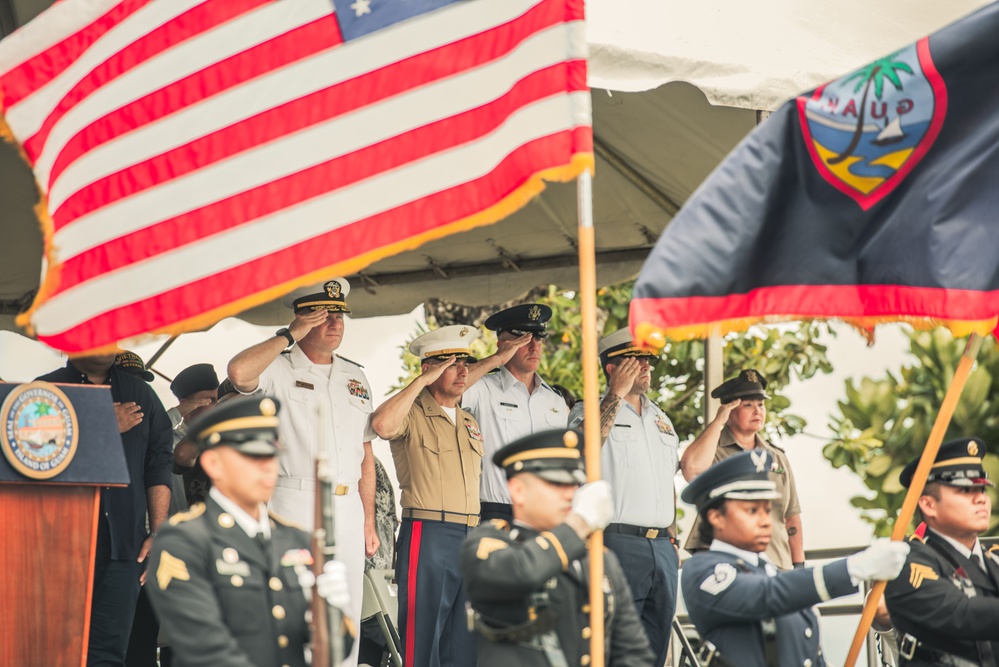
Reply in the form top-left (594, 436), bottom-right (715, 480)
top-left (16, 275), bottom-right (999, 667)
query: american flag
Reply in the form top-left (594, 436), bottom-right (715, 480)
top-left (0, 0), bottom-right (592, 353)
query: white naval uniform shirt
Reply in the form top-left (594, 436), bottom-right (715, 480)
top-left (569, 395), bottom-right (680, 527)
top-left (246, 345), bottom-right (375, 528)
top-left (461, 367), bottom-right (569, 504)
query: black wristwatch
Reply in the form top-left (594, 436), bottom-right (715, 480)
top-left (276, 328), bottom-right (295, 347)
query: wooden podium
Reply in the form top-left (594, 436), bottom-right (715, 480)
top-left (0, 382), bottom-right (129, 667)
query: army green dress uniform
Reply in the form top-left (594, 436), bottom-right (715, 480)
top-left (884, 438), bottom-right (999, 667)
top-left (461, 430), bottom-right (655, 667)
top-left (147, 396), bottom-right (338, 667)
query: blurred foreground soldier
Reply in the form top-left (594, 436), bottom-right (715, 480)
top-left (681, 369), bottom-right (804, 570)
top-left (461, 429), bottom-right (654, 666)
top-left (462, 303), bottom-right (569, 523)
top-left (681, 450), bottom-right (909, 667)
top-left (569, 327), bottom-right (681, 663)
top-left (370, 325), bottom-right (483, 667)
top-left (884, 438), bottom-right (999, 666)
top-left (147, 396), bottom-right (351, 667)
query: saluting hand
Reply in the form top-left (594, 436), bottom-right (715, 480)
top-left (420, 356), bottom-right (457, 385)
top-left (114, 402), bottom-right (143, 433)
top-left (494, 333), bottom-right (533, 364)
top-left (176, 395), bottom-right (213, 419)
top-left (287, 309), bottom-right (329, 342)
top-left (607, 357), bottom-right (641, 397)
top-left (714, 399), bottom-right (742, 424)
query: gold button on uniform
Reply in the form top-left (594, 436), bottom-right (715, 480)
top-left (581, 655), bottom-right (591, 666)
top-left (218, 513), bottom-right (235, 528)
top-left (581, 627), bottom-right (591, 639)
top-left (230, 575), bottom-right (244, 587)
top-left (804, 628), bottom-right (812, 638)
top-left (269, 577), bottom-right (283, 591)
top-left (803, 660), bottom-right (812, 667)
top-left (278, 635), bottom-right (289, 648)
top-left (272, 605), bottom-right (286, 620)
top-left (581, 604), bottom-right (590, 613)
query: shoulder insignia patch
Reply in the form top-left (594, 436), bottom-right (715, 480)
top-left (268, 511), bottom-right (307, 531)
top-left (488, 518), bottom-right (510, 530)
top-left (336, 354), bottom-right (364, 368)
top-left (909, 563), bottom-right (939, 589)
top-left (157, 551), bottom-right (191, 590)
top-left (700, 562), bottom-right (737, 596)
top-left (476, 537), bottom-right (509, 560)
top-left (168, 502), bottom-right (206, 525)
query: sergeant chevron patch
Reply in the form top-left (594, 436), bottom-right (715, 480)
top-left (909, 563), bottom-right (939, 589)
top-left (700, 563), bottom-right (737, 595)
top-left (157, 551), bottom-right (191, 590)
top-left (476, 537), bottom-right (508, 560)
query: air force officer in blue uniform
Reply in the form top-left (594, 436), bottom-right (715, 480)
top-left (681, 450), bottom-right (909, 667)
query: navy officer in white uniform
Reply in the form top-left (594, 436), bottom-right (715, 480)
top-left (681, 450), bottom-right (910, 667)
top-left (568, 327), bottom-right (680, 665)
top-left (462, 303), bottom-right (569, 523)
top-left (227, 277), bottom-right (377, 667)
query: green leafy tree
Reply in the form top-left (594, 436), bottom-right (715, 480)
top-left (394, 280), bottom-right (835, 444)
top-left (825, 329), bottom-right (999, 537)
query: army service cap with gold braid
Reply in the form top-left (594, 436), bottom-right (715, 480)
top-left (188, 395), bottom-right (281, 457)
top-left (290, 278), bottom-right (352, 314)
top-left (483, 303), bottom-right (553, 337)
top-left (597, 327), bottom-right (658, 362)
top-left (409, 324), bottom-right (480, 363)
top-left (900, 437), bottom-right (993, 488)
top-left (710, 369), bottom-right (770, 402)
top-left (493, 429), bottom-right (586, 486)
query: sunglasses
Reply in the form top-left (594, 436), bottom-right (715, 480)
top-left (502, 329), bottom-right (549, 341)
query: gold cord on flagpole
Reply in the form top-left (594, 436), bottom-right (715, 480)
top-left (843, 332), bottom-right (983, 667)
top-left (577, 170), bottom-right (605, 667)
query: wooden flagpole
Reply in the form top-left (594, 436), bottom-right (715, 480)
top-left (843, 332), bottom-right (983, 667)
top-left (577, 169), bottom-right (605, 666)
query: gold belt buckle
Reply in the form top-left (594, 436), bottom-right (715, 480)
top-left (334, 484), bottom-right (349, 496)
top-left (645, 528), bottom-right (659, 539)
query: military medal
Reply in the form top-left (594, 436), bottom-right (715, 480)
top-left (280, 548), bottom-right (314, 568)
top-left (655, 415), bottom-right (674, 436)
top-left (347, 379), bottom-right (370, 401)
top-left (465, 420), bottom-right (484, 441)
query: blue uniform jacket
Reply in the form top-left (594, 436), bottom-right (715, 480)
top-left (681, 549), bottom-right (856, 667)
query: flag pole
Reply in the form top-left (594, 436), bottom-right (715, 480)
top-left (577, 168), bottom-right (605, 667)
top-left (843, 332), bottom-right (983, 667)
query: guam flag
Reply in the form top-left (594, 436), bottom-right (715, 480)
top-left (630, 3), bottom-right (999, 345)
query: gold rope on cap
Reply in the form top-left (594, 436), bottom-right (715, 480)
top-left (197, 416), bottom-right (279, 440)
top-left (423, 348), bottom-right (472, 358)
top-left (931, 457), bottom-right (982, 468)
top-left (502, 448), bottom-right (581, 467)
top-left (607, 346), bottom-right (657, 358)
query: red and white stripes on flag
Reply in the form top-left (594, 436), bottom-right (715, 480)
top-left (0, 0), bottom-right (592, 354)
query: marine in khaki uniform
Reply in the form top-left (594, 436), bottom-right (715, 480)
top-left (884, 438), bottom-right (999, 666)
top-left (681, 370), bottom-right (803, 570)
top-left (147, 396), bottom-right (350, 667)
top-left (370, 325), bottom-right (484, 667)
top-left (461, 429), bottom-right (655, 667)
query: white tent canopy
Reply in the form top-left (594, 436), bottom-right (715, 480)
top-left (0, 0), bottom-right (989, 330)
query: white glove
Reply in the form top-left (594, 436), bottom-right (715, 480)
top-left (847, 539), bottom-right (910, 582)
top-left (572, 480), bottom-right (614, 531)
top-left (316, 560), bottom-right (350, 609)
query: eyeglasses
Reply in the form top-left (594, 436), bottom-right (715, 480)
top-left (502, 329), bottom-right (549, 341)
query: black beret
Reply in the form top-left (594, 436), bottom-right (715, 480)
top-left (170, 364), bottom-right (219, 400)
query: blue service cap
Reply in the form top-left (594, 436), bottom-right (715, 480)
top-left (680, 449), bottom-right (780, 511)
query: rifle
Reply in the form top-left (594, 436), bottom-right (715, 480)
top-left (311, 450), bottom-right (345, 666)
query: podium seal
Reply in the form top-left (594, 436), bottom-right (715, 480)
top-left (1, 381), bottom-right (79, 480)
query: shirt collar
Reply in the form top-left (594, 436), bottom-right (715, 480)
top-left (931, 528), bottom-right (984, 565)
top-left (210, 487), bottom-right (271, 539)
top-left (65, 360), bottom-right (116, 385)
top-left (497, 365), bottom-right (546, 394)
top-left (288, 344), bottom-right (334, 370)
top-left (710, 539), bottom-right (762, 566)
top-left (719, 425), bottom-right (767, 450)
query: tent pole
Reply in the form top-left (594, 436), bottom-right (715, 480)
top-left (843, 332), bottom-right (983, 667)
top-left (577, 169), bottom-right (605, 667)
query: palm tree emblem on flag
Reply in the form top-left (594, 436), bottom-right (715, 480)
top-left (798, 40), bottom-right (947, 210)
